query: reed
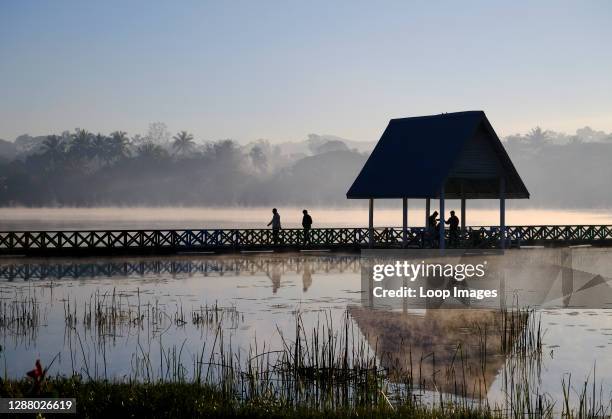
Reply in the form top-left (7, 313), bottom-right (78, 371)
top-left (4, 287), bottom-right (611, 417)
top-left (0, 288), bottom-right (40, 344)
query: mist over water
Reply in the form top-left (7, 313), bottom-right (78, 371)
top-left (0, 206), bottom-right (611, 231)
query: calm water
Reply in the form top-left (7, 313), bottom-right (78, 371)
top-left (1, 206), bottom-right (611, 230)
top-left (1, 249), bottom-right (612, 409)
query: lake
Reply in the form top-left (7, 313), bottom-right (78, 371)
top-left (1, 248), bottom-right (612, 412)
top-left (1, 207), bottom-right (612, 413)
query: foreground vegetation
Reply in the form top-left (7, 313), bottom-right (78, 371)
top-left (0, 297), bottom-right (609, 418)
top-left (0, 378), bottom-right (497, 418)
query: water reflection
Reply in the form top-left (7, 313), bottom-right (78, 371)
top-left (0, 254), bottom-right (360, 296)
top-left (0, 251), bottom-right (612, 411)
top-left (349, 307), bottom-right (521, 398)
top-left (361, 248), bottom-right (612, 310)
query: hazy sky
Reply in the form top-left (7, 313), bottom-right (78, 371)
top-left (1, 1), bottom-right (611, 143)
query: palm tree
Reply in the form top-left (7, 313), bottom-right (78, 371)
top-left (108, 131), bottom-right (131, 162)
top-left (525, 127), bottom-right (551, 145)
top-left (92, 133), bottom-right (110, 166)
top-left (69, 128), bottom-right (94, 160)
top-left (41, 135), bottom-right (65, 170)
top-left (42, 135), bottom-right (65, 158)
top-left (172, 131), bottom-right (195, 156)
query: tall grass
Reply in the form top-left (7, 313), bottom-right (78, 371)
top-left (0, 287), bottom-right (41, 345)
top-left (2, 290), bottom-right (611, 417)
top-left (60, 305), bottom-right (550, 413)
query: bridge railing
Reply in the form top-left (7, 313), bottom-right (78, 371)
top-left (0, 225), bottom-right (611, 254)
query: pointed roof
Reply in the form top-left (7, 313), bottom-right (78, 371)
top-left (346, 111), bottom-right (529, 199)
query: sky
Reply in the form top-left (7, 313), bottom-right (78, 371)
top-left (1, 0), bottom-right (611, 143)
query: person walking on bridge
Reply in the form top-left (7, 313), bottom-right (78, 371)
top-left (302, 209), bottom-right (313, 244)
top-left (267, 208), bottom-right (282, 244)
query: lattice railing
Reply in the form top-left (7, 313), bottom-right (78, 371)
top-left (0, 225), bottom-right (611, 254)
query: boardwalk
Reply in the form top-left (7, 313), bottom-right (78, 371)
top-left (1, 225), bottom-right (612, 256)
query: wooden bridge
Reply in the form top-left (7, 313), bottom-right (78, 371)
top-left (1, 225), bottom-right (612, 257)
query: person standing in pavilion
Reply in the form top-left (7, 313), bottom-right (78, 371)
top-left (445, 210), bottom-right (460, 247)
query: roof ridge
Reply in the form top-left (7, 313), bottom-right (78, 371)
top-left (390, 110), bottom-right (484, 122)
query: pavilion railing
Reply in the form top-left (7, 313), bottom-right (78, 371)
top-left (0, 225), bottom-right (611, 255)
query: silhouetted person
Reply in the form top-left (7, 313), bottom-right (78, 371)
top-left (446, 210), bottom-right (460, 247)
top-left (267, 208), bottom-right (281, 244)
top-left (427, 211), bottom-right (439, 231)
top-left (302, 209), bottom-right (313, 244)
top-left (424, 211), bottom-right (439, 248)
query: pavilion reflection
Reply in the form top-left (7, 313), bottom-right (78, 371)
top-left (351, 248), bottom-right (612, 399)
top-left (348, 306), bottom-right (517, 398)
top-left (362, 248), bottom-right (612, 311)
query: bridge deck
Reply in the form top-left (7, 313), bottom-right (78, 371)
top-left (1, 225), bottom-right (612, 257)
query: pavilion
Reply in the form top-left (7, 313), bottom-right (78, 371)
top-left (346, 111), bottom-right (529, 248)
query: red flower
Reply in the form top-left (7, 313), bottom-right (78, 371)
top-left (26, 359), bottom-right (44, 380)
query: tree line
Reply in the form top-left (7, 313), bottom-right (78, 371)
top-left (0, 124), bottom-right (611, 208)
top-left (0, 126), bottom-right (366, 206)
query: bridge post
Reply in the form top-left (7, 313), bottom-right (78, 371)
top-left (500, 177), bottom-right (506, 249)
top-left (425, 198), bottom-right (430, 226)
top-left (439, 186), bottom-right (445, 250)
top-left (402, 197), bottom-right (408, 247)
top-left (369, 198), bottom-right (374, 248)
top-left (461, 197), bottom-right (466, 246)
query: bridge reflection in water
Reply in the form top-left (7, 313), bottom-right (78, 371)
top-left (2, 248), bottom-right (612, 305)
top-left (0, 255), bottom-right (361, 294)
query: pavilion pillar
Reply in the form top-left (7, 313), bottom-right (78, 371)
top-left (461, 197), bottom-right (466, 232)
top-left (369, 198), bottom-right (374, 248)
top-left (425, 198), bottom-right (430, 227)
top-left (499, 177), bottom-right (506, 249)
top-left (402, 198), bottom-right (408, 247)
top-left (439, 186), bottom-right (445, 250)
